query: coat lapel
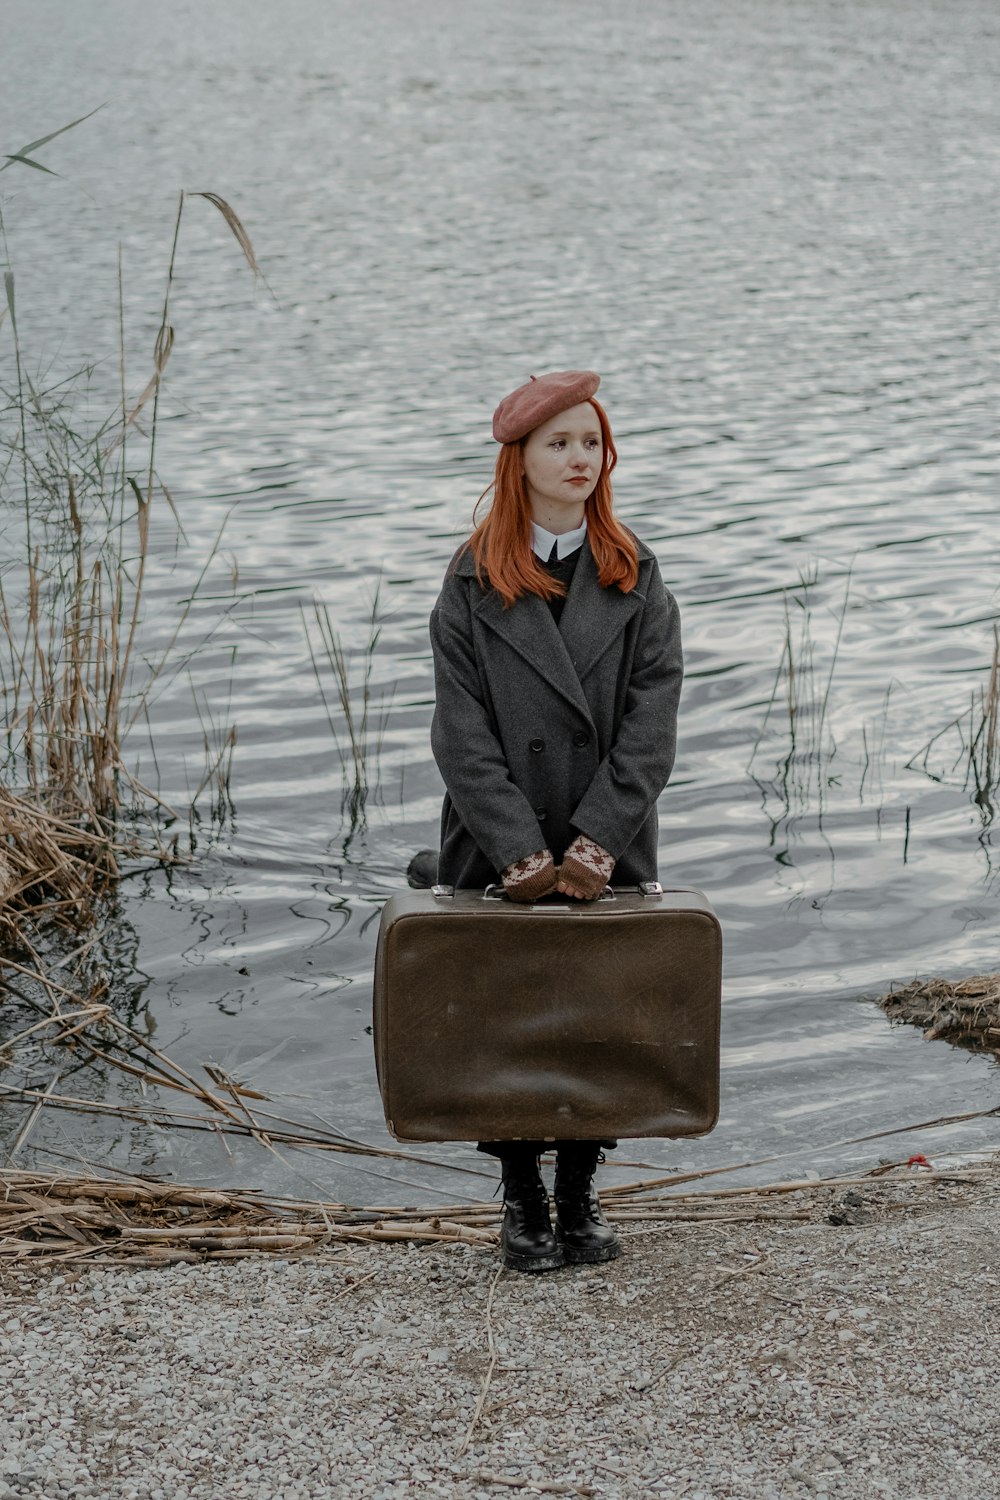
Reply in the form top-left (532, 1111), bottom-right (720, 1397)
top-left (472, 583), bottom-right (595, 725)
top-left (458, 538), bottom-right (646, 720)
top-left (558, 540), bottom-right (645, 683)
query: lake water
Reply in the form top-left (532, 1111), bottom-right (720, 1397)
top-left (2, 0), bottom-right (999, 1205)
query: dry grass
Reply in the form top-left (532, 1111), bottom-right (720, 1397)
top-left (1, 186), bottom-right (257, 831)
top-left (2, 124), bottom-right (265, 1196)
top-left (879, 972), bottom-right (1000, 1058)
top-left (0, 1159), bottom-right (986, 1266)
top-left (2, 113), bottom-right (261, 1023)
top-left (0, 788), bottom-right (120, 932)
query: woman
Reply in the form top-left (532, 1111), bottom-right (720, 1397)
top-left (429, 370), bottom-right (683, 1273)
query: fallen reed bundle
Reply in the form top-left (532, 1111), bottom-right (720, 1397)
top-left (879, 973), bottom-right (1000, 1058)
top-left (1, 1158), bottom-right (987, 1266)
top-left (0, 788), bottom-right (140, 941)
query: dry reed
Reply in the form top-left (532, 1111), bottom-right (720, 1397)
top-left (879, 972), bottom-right (1000, 1058)
top-left (2, 111), bottom-right (260, 1038)
top-left (1, 183), bottom-right (257, 830)
top-left (0, 1157), bottom-right (986, 1265)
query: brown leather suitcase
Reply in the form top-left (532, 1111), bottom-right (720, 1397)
top-left (372, 883), bottom-right (722, 1143)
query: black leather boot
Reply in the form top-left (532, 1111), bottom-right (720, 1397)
top-left (499, 1150), bottom-right (565, 1273)
top-left (554, 1144), bottom-right (621, 1264)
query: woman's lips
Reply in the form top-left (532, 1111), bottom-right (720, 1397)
top-left (567, 476), bottom-right (590, 485)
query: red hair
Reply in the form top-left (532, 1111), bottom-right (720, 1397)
top-left (461, 398), bottom-right (639, 608)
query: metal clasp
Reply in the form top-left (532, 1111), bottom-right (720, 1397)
top-left (431, 884), bottom-right (455, 898)
top-left (638, 881), bottom-right (663, 898)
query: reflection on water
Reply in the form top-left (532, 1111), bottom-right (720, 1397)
top-left (2, 0), bottom-right (1000, 1199)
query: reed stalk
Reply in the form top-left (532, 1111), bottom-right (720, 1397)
top-left (0, 1157), bottom-right (987, 1263)
top-left (747, 564), bottom-right (851, 821)
top-left (303, 578), bottom-right (393, 827)
top-left (905, 623), bottom-right (1000, 824)
top-left (1, 115), bottom-right (259, 1056)
top-left (1, 185), bottom-right (255, 825)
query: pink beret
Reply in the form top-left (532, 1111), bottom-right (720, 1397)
top-left (492, 369), bottom-right (601, 444)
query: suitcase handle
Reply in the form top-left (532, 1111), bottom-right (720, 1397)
top-left (481, 883), bottom-right (617, 904)
top-left (434, 883), bottom-right (662, 902)
top-left (480, 885), bottom-right (664, 900)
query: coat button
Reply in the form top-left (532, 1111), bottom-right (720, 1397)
top-left (573, 730), bottom-right (590, 747)
top-left (529, 738), bottom-right (545, 753)
top-left (535, 807), bottom-right (547, 822)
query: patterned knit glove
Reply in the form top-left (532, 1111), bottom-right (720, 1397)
top-left (501, 848), bottom-right (558, 902)
top-left (557, 834), bottom-right (615, 900)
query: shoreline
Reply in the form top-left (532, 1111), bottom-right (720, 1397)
top-left (3, 1156), bottom-right (998, 1498)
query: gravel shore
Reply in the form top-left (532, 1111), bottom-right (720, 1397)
top-left (2, 1160), bottom-right (998, 1500)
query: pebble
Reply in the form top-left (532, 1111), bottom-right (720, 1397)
top-left (2, 1172), bottom-right (1000, 1498)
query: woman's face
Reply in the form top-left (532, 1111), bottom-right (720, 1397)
top-left (520, 401), bottom-right (603, 526)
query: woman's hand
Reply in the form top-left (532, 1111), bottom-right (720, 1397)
top-left (556, 835), bottom-right (615, 901)
top-left (501, 849), bottom-right (557, 901)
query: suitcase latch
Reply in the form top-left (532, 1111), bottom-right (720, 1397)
top-left (639, 881), bottom-right (663, 898)
top-left (431, 884), bottom-right (455, 898)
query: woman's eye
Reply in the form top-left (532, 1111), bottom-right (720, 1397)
top-left (550, 440), bottom-right (565, 450)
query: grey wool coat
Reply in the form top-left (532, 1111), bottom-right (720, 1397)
top-left (429, 533), bottom-right (683, 889)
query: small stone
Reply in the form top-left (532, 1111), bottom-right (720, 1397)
top-left (350, 1342), bottom-right (381, 1367)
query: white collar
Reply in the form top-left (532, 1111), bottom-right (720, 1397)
top-left (530, 517), bottom-right (588, 562)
